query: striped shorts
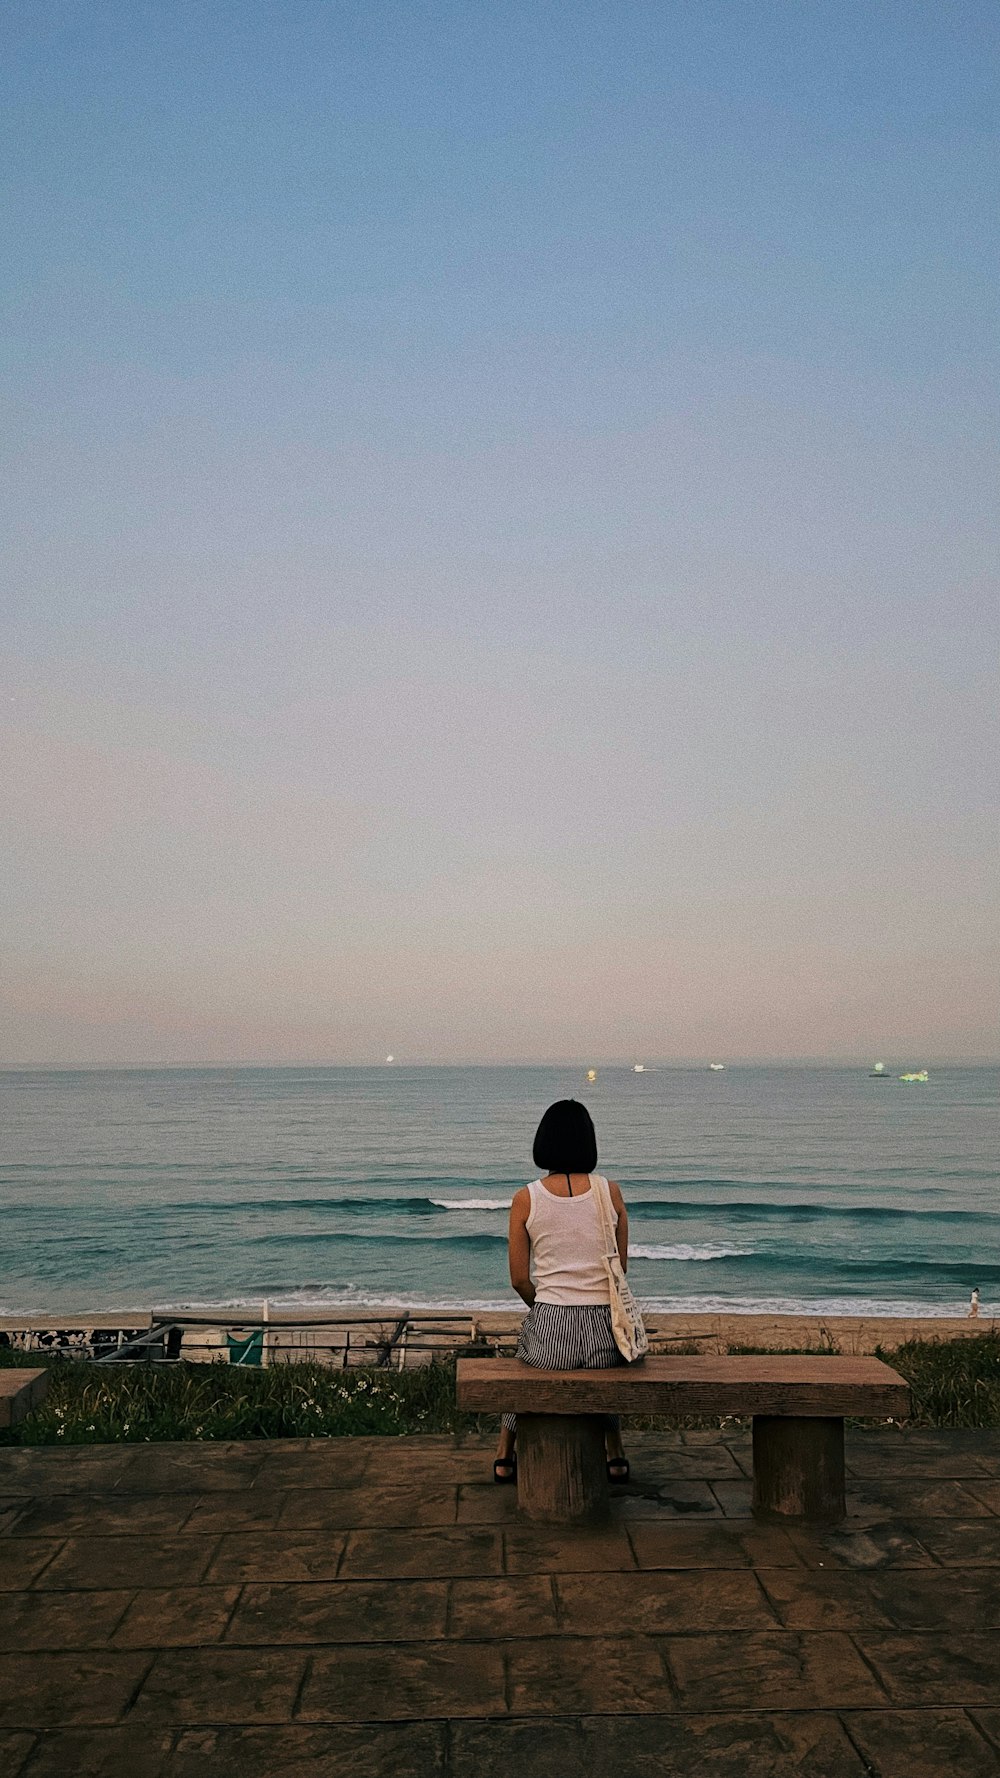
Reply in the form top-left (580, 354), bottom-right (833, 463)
top-left (501, 1301), bottom-right (625, 1433)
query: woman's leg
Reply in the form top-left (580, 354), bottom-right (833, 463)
top-left (496, 1413), bottom-right (516, 1461)
top-left (605, 1414), bottom-right (625, 1462)
top-left (493, 1308), bottom-right (537, 1473)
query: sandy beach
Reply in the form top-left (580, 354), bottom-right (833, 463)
top-left (4, 1306), bottom-right (996, 1367)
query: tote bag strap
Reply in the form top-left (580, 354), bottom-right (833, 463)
top-left (589, 1173), bottom-right (618, 1261)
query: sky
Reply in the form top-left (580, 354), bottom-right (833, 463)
top-left (2, 0), bottom-right (998, 1066)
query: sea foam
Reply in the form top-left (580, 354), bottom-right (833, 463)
top-left (430, 1198), bottom-right (509, 1211)
top-left (629, 1243), bottom-right (754, 1261)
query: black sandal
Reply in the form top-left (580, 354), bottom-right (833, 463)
top-left (606, 1457), bottom-right (630, 1484)
top-left (493, 1456), bottom-right (517, 1484)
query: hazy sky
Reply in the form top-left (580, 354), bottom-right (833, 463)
top-left (2, 2), bottom-right (997, 1066)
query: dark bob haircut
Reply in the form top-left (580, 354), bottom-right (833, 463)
top-left (532, 1100), bottom-right (598, 1174)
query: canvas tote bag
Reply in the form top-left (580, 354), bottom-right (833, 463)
top-left (590, 1173), bottom-right (648, 1362)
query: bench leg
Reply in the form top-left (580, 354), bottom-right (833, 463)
top-left (752, 1416), bottom-right (846, 1523)
top-left (516, 1414), bottom-right (609, 1524)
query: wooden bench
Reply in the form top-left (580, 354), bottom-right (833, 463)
top-left (0, 1369), bottom-right (49, 1430)
top-left (456, 1354), bottom-right (910, 1525)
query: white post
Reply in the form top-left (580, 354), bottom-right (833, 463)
top-left (261, 1299), bottom-right (270, 1367)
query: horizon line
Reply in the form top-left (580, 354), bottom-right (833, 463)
top-left (1, 1056), bottom-right (997, 1073)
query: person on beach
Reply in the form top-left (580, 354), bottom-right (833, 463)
top-left (493, 1099), bottom-right (630, 1483)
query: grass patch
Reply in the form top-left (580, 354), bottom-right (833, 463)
top-left (878, 1331), bottom-right (1000, 1428)
top-left (0, 1354), bottom-right (488, 1445)
top-left (3, 1334), bottom-right (1000, 1444)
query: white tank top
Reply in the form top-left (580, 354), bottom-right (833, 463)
top-left (525, 1174), bottom-right (616, 1305)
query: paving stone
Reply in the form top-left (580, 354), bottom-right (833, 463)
top-left (977, 1456), bottom-right (1000, 1477)
top-left (20, 1727), bottom-right (174, 1778)
top-left (117, 1447), bottom-right (266, 1494)
top-left (970, 1712), bottom-right (1000, 1754)
top-left (502, 1525), bottom-right (636, 1575)
top-left (298, 1642), bottom-right (506, 1720)
top-left (0, 1453), bottom-right (132, 1496)
top-left (112, 1586), bottom-right (241, 1647)
top-left (131, 1649), bottom-right (308, 1723)
top-left (178, 1493), bottom-right (285, 1533)
top-left (449, 1717), bottom-right (587, 1776)
top-left (0, 1734), bottom-right (34, 1778)
top-left (627, 1447), bottom-right (746, 1480)
top-left (169, 1723), bottom-right (446, 1777)
top-left (841, 1709), bottom-right (1000, 1777)
top-left (0, 1652), bottom-right (152, 1727)
top-left (277, 1485), bottom-right (458, 1530)
top-left (206, 1533), bottom-right (346, 1583)
top-left (251, 1447), bottom-right (373, 1491)
top-left (852, 1478), bottom-right (997, 1519)
top-left (0, 1589), bottom-right (132, 1650)
top-left (614, 1481), bottom-right (722, 1517)
top-left (339, 1527), bottom-right (501, 1579)
top-left (708, 1479), bottom-right (754, 1517)
top-left (578, 1712), bottom-right (868, 1776)
top-left (9, 1495), bottom-right (197, 1538)
top-left (723, 1446), bottom-right (755, 1478)
top-left (967, 1481), bottom-right (1000, 1515)
top-left (455, 1484), bottom-right (525, 1523)
top-left (227, 1579), bottom-right (448, 1644)
top-left (759, 1570), bottom-right (902, 1630)
top-left (664, 1631), bottom-right (887, 1709)
top-left (628, 1519), bottom-right (802, 1569)
top-left (36, 1536), bottom-right (219, 1590)
top-left (865, 1430), bottom-right (1000, 1460)
top-left (0, 1541), bottom-right (63, 1590)
top-left (362, 1450), bottom-right (495, 1487)
top-left (847, 1444), bottom-right (996, 1480)
top-left (854, 1632), bottom-right (1000, 1704)
top-left (899, 1519), bottom-right (1000, 1566)
top-left (505, 1634), bottom-right (672, 1715)
top-left (874, 1570), bottom-right (1000, 1630)
top-left (557, 1567), bottom-right (778, 1634)
top-left (786, 1521), bottom-right (936, 1570)
top-left (448, 1575), bottom-right (559, 1638)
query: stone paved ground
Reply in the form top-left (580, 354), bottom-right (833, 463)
top-left (1, 1429), bottom-right (1000, 1776)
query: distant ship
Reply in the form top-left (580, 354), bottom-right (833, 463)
top-left (708, 1063), bottom-right (725, 1072)
top-left (900, 1070), bottom-right (929, 1083)
top-left (632, 1063), bottom-right (646, 1073)
top-left (869, 1062), bottom-right (888, 1078)
top-left (586, 1069), bottom-right (597, 1083)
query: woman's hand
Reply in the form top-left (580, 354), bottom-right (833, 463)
top-left (508, 1186), bottom-right (535, 1306)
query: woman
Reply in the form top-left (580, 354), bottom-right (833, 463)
top-left (493, 1098), bottom-right (630, 1483)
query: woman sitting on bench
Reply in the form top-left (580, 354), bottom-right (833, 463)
top-left (494, 1099), bottom-right (630, 1484)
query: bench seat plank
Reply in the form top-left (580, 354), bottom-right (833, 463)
top-left (456, 1354), bottom-right (909, 1420)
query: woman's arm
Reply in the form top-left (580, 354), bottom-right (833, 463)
top-left (508, 1186), bottom-right (535, 1307)
top-left (608, 1180), bottom-right (629, 1271)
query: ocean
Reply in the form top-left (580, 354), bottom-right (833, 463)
top-left (1, 1065), bottom-right (997, 1318)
